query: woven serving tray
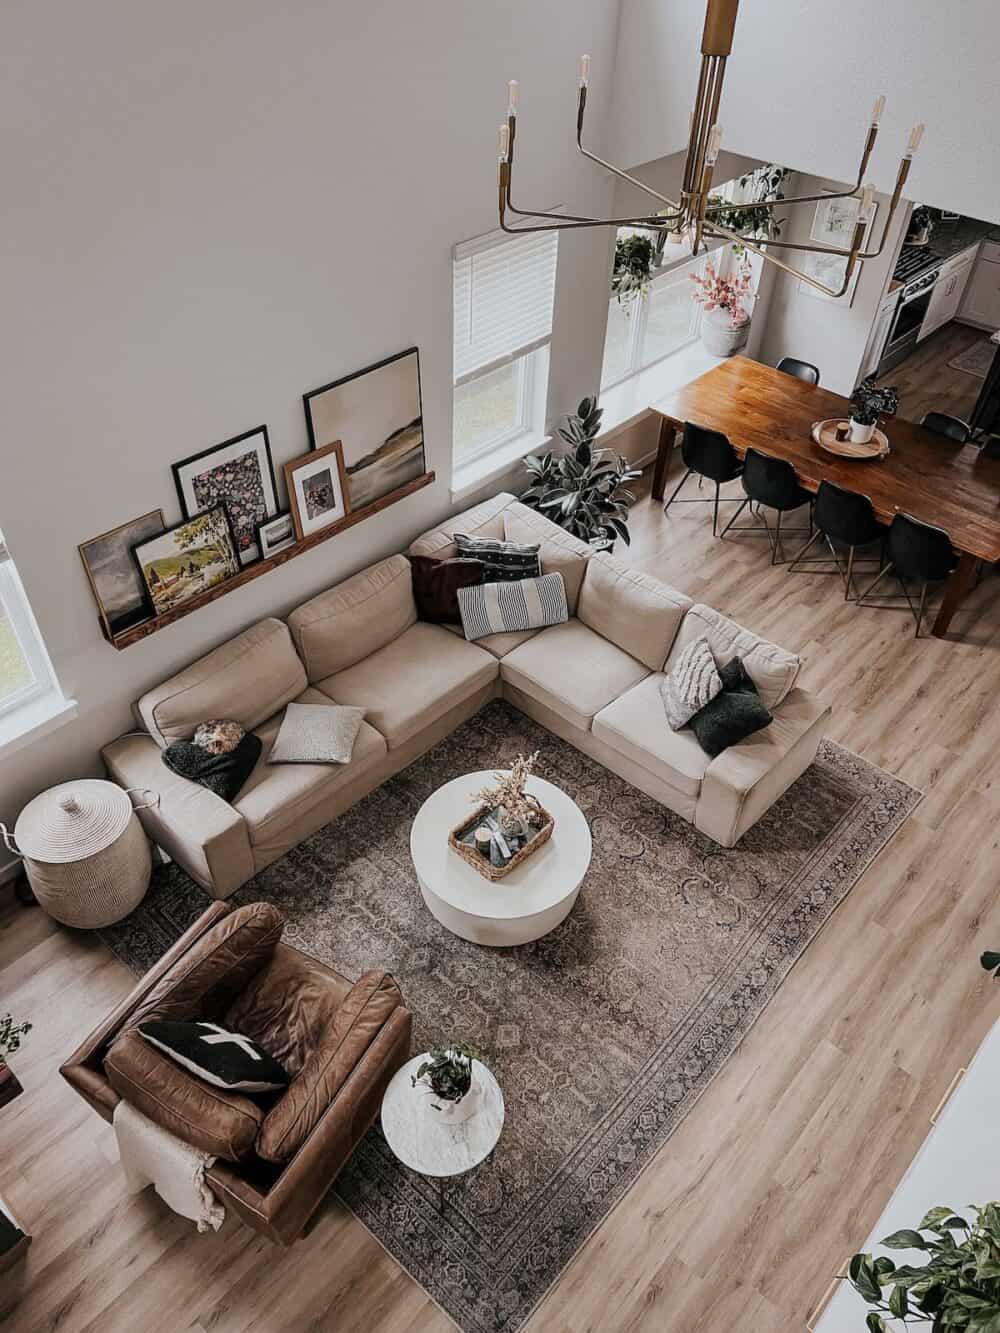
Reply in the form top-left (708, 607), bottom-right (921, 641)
top-left (448, 801), bottom-right (554, 882)
top-left (811, 418), bottom-right (890, 460)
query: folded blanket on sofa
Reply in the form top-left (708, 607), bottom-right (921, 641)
top-left (113, 1099), bottom-right (225, 1233)
top-left (162, 733), bottom-right (262, 801)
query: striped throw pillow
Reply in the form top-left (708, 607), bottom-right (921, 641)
top-left (660, 636), bottom-right (723, 730)
top-left (457, 573), bottom-right (568, 642)
top-left (453, 533), bottom-right (540, 582)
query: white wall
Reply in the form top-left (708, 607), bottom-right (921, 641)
top-left (609, 0), bottom-right (1000, 222)
top-left (0, 0), bottom-right (624, 870)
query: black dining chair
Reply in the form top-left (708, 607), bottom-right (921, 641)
top-left (920, 412), bottom-right (972, 444)
top-left (856, 512), bottom-right (958, 637)
top-left (721, 447), bottom-right (812, 563)
top-left (777, 356), bottom-right (821, 386)
top-left (663, 421), bottom-right (744, 538)
top-left (787, 479), bottom-right (885, 600)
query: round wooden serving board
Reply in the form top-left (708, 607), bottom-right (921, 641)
top-left (811, 419), bottom-right (890, 460)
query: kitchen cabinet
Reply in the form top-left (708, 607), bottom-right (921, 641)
top-left (960, 241), bottom-right (1000, 328)
top-left (919, 249), bottom-right (976, 341)
top-left (858, 289), bottom-right (900, 384)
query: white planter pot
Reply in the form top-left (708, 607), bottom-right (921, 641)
top-left (849, 418), bottom-right (876, 444)
top-left (701, 308), bottom-right (751, 357)
top-left (421, 1078), bottom-right (480, 1124)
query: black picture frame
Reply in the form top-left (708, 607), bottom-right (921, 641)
top-left (171, 425), bottom-right (278, 567)
top-left (130, 503), bottom-right (241, 617)
top-left (303, 347), bottom-right (425, 513)
top-left (256, 510), bottom-right (297, 559)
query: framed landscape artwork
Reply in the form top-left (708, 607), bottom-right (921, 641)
top-left (303, 347), bottom-right (426, 512)
top-left (256, 511), bottom-right (296, 559)
top-left (172, 425), bottom-right (278, 566)
top-left (798, 193), bottom-right (879, 306)
top-left (131, 505), bottom-right (240, 616)
top-left (284, 441), bottom-right (349, 541)
top-left (78, 509), bottom-right (166, 638)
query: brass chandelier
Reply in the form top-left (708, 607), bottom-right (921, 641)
top-left (496, 0), bottom-right (926, 298)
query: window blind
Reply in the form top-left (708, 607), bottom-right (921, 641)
top-left (453, 229), bottom-right (558, 386)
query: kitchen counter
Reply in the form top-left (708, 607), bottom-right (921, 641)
top-left (929, 214), bottom-right (995, 261)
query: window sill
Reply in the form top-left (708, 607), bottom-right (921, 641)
top-left (0, 690), bottom-right (78, 762)
top-left (451, 431), bottom-right (550, 504)
top-left (598, 342), bottom-right (725, 441)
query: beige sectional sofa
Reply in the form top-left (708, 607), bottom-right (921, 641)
top-left (103, 491), bottom-right (830, 898)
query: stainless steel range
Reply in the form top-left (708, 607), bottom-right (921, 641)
top-left (878, 258), bottom-right (942, 374)
top-left (893, 244), bottom-right (942, 284)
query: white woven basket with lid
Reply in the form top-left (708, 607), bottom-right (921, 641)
top-left (2, 780), bottom-right (159, 928)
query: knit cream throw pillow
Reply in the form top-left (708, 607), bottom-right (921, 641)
top-left (660, 636), bottom-right (723, 731)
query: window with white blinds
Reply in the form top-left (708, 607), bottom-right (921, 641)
top-left (0, 529), bottom-right (60, 722)
top-left (453, 230), bottom-right (558, 387)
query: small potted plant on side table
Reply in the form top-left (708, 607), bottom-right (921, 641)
top-left (849, 376), bottom-right (899, 445)
top-left (412, 1043), bottom-right (481, 1123)
top-left (0, 1014), bottom-right (31, 1109)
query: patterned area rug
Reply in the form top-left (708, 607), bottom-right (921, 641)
top-left (100, 700), bottom-right (920, 1333)
top-left (949, 338), bottom-right (995, 378)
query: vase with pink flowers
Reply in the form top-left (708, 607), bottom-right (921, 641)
top-left (689, 255), bottom-right (755, 357)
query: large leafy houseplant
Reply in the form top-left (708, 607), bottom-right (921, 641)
top-left (522, 397), bottom-right (641, 548)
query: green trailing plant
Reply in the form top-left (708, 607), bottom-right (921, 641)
top-left (0, 1013), bottom-right (31, 1063)
top-left (522, 396), bottom-right (641, 547)
top-left (845, 1204), bottom-right (1000, 1330)
top-left (908, 205), bottom-right (934, 239)
top-left (412, 1043), bottom-right (480, 1103)
top-left (612, 233), bottom-right (655, 306)
top-left (851, 375), bottom-right (899, 426)
top-left (707, 164), bottom-right (791, 253)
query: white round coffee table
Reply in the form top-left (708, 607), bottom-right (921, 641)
top-left (381, 1053), bottom-right (504, 1212)
top-left (409, 771), bottom-right (592, 947)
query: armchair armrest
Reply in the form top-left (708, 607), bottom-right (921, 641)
top-left (103, 732), bottom-right (255, 898)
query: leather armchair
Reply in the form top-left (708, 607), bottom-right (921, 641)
top-left (60, 901), bottom-right (412, 1245)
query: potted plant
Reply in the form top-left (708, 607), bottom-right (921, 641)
top-left (907, 205), bottom-right (934, 246)
top-left (412, 1043), bottom-right (481, 1123)
top-left (689, 253), bottom-right (755, 356)
top-left (522, 397), bottom-right (641, 550)
top-left (849, 376), bottom-right (899, 445)
top-left (612, 233), bottom-right (655, 309)
top-left (0, 1013), bottom-right (31, 1107)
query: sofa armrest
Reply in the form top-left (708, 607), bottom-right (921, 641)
top-left (207, 1005), bottom-right (412, 1244)
top-left (103, 732), bottom-right (255, 898)
top-left (695, 688), bottom-right (831, 848)
top-left (60, 902), bottom-right (231, 1122)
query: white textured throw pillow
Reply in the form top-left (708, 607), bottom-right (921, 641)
top-left (660, 636), bottom-right (723, 730)
top-left (268, 703), bottom-right (365, 765)
top-left (457, 572), bottom-right (568, 641)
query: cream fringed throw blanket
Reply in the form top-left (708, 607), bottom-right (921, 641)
top-left (113, 1100), bottom-right (225, 1233)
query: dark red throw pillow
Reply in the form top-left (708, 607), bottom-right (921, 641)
top-left (410, 555), bottom-right (485, 625)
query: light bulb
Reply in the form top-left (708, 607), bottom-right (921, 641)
top-left (860, 183), bottom-right (875, 216)
top-left (507, 80), bottom-right (519, 117)
top-left (907, 122), bottom-right (925, 154)
top-left (498, 124), bottom-right (509, 161)
top-left (706, 123), bottom-right (723, 165)
top-left (871, 94), bottom-right (886, 125)
top-left (579, 54), bottom-right (591, 88)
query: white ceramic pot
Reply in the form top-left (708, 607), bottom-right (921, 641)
top-left (849, 418), bottom-right (876, 444)
top-left (422, 1078), bottom-right (479, 1124)
top-left (701, 308), bottom-right (751, 357)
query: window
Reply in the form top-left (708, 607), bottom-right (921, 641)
top-left (0, 531), bottom-right (72, 751)
top-left (600, 249), bottom-right (706, 391)
top-left (452, 228), bottom-right (557, 470)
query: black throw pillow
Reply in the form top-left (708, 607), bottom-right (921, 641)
top-left (410, 554), bottom-right (485, 624)
top-left (162, 732), bottom-right (262, 802)
top-left (689, 656), bottom-right (773, 757)
top-left (137, 1019), bottom-right (289, 1094)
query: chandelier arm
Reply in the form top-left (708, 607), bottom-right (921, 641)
top-left (575, 86), bottom-right (682, 211)
top-left (505, 114), bottom-right (608, 224)
top-left (855, 156), bottom-right (911, 258)
top-left (704, 123), bottom-right (879, 216)
top-left (706, 220), bottom-right (865, 299)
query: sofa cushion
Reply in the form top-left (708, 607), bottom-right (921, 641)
top-left (593, 674), bottom-right (712, 798)
top-left (235, 689), bottom-right (387, 848)
top-left (660, 636), bottom-right (723, 730)
top-left (578, 553), bottom-right (692, 671)
top-left (409, 491), bottom-right (517, 560)
top-left (500, 618), bottom-right (649, 733)
top-left (665, 603), bottom-right (800, 710)
top-left (457, 573), bottom-right (568, 641)
top-left (689, 656), bottom-right (773, 758)
top-left (256, 970), bottom-right (403, 1164)
top-left (105, 1027), bottom-right (265, 1162)
top-left (503, 502), bottom-right (592, 614)
top-left (316, 621), bottom-right (498, 750)
top-left (409, 554), bottom-right (484, 624)
top-left (137, 619), bottom-right (306, 748)
top-left (287, 554), bottom-right (416, 682)
top-left (440, 620), bottom-right (541, 659)
top-left (136, 1018), bottom-right (290, 1094)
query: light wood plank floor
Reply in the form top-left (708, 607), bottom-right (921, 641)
top-left (876, 318), bottom-right (989, 425)
top-left (3, 466), bottom-right (1000, 1333)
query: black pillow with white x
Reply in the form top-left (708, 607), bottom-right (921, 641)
top-left (136, 1019), bottom-right (290, 1094)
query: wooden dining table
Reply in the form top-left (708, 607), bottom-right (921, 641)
top-left (650, 357), bottom-right (1000, 638)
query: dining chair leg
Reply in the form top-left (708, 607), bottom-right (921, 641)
top-left (786, 529), bottom-right (823, 572)
top-left (664, 469), bottom-right (692, 512)
top-left (915, 581), bottom-right (929, 637)
top-left (857, 561), bottom-right (894, 605)
top-left (712, 483), bottom-right (721, 537)
top-left (719, 498), bottom-right (750, 538)
top-left (845, 546), bottom-right (856, 601)
top-left (772, 511), bottom-right (783, 565)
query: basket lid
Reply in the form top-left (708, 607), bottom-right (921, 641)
top-left (14, 780), bottom-right (133, 862)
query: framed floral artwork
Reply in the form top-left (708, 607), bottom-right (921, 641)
top-left (172, 426), bottom-right (278, 566)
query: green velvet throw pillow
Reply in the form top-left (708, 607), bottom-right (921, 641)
top-left (689, 656), bottom-right (773, 757)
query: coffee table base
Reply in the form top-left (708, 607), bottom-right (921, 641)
top-left (417, 872), bottom-right (582, 946)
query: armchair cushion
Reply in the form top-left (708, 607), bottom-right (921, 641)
top-left (256, 970), bottom-right (403, 1164)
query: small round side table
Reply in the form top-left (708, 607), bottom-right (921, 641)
top-left (380, 1054), bottom-right (504, 1212)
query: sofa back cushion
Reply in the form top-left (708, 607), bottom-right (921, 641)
top-left (287, 554), bottom-right (416, 681)
top-left (138, 619), bottom-right (306, 748)
top-left (409, 491), bottom-right (517, 560)
top-left (256, 969), bottom-right (403, 1163)
top-left (502, 502), bottom-right (592, 613)
top-left (577, 553), bottom-right (692, 670)
top-left (665, 603), bottom-right (801, 710)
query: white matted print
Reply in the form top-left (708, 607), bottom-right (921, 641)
top-left (284, 441), bottom-right (349, 541)
top-left (798, 194), bottom-right (878, 305)
top-left (256, 511), bottom-right (296, 558)
top-left (303, 347), bottom-right (425, 511)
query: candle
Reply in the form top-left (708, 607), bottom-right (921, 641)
top-left (579, 54), bottom-right (591, 88)
top-left (906, 122), bottom-right (925, 155)
top-left (507, 79), bottom-right (519, 116)
top-left (870, 93), bottom-right (886, 125)
top-left (474, 826), bottom-right (492, 858)
top-left (498, 123), bottom-right (510, 161)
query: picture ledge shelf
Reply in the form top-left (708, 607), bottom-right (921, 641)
top-left (105, 470), bottom-right (436, 650)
